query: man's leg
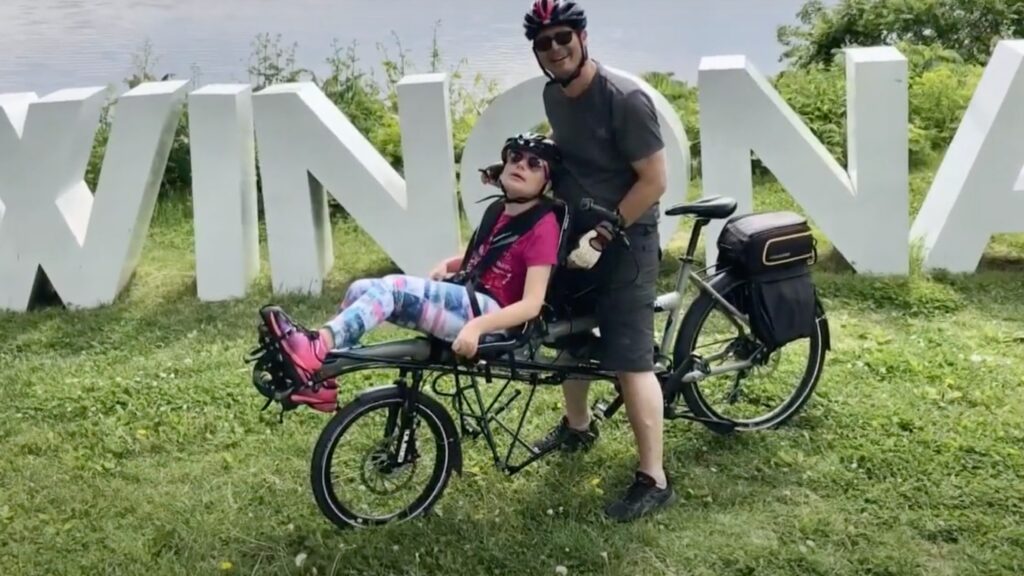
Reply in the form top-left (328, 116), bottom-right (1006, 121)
top-left (617, 370), bottom-right (666, 487)
top-left (563, 378), bottom-right (592, 429)
top-left (594, 226), bottom-right (675, 521)
top-left (531, 269), bottom-right (602, 454)
top-left (531, 374), bottom-right (600, 454)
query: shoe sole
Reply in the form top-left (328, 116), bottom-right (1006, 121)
top-left (263, 307), bottom-right (321, 378)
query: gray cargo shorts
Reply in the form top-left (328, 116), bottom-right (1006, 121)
top-left (555, 224), bottom-right (661, 373)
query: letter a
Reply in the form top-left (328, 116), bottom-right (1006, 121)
top-left (910, 40), bottom-right (1024, 273)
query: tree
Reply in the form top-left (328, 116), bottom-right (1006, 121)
top-left (777, 0), bottom-right (1024, 68)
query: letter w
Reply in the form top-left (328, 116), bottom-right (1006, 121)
top-left (0, 82), bottom-right (188, 311)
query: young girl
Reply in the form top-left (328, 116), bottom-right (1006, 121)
top-left (263, 133), bottom-right (563, 412)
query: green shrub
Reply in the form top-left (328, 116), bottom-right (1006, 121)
top-left (773, 63), bottom-right (848, 166)
top-left (777, 0), bottom-right (1024, 69)
top-left (640, 71), bottom-right (701, 176)
top-left (640, 40), bottom-right (981, 180)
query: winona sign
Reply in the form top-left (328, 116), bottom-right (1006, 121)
top-left (1, 41), bottom-right (1023, 312)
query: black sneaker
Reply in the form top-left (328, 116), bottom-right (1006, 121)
top-left (604, 471), bottom-right (676, 523)
top-left (530, 415), bottom-right (599, 455)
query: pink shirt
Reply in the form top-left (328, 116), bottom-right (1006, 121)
top-left (465, 211), bottom-right (561, 308)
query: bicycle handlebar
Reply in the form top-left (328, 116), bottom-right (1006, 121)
top-left (578, 198), bottom-right (621, 225)
top-left (578, 198), bottom-right (629, 248)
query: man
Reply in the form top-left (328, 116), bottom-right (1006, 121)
top-left (522, 0), bottom-right (674, 522)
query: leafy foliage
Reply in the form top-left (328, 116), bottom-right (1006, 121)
top-left (642, 42), bottom-right (982, 177)
top-left (85, 26), bottom-right (500, 210)
top-left (777, 0), bottom-right (1024, 69)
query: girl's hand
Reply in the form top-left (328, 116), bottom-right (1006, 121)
top-left (452, 321), bottom-right (482, 359)
top-left (429, 263), bottom-right (450, 281)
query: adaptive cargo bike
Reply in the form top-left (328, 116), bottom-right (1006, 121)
top-left (247, 195), bottom-right (831, 529)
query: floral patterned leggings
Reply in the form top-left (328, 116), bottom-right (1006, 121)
top-left (324, 274), bottom-right (503, 349)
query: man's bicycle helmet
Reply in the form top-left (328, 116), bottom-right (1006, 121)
top-left (523, 0), bottom-right (587, 41)
top-left (523, 0), bottom-right (590, 87)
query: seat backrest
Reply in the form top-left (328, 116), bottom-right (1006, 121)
top-left (492, 198), bottom-right (572, 346)
top-left (548, 198), bottom-right (574, 270)
top-left (537, 199), bottom-right (579, 326)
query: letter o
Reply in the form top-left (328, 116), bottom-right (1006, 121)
top-left (459, 66), bottom-right (691, 250)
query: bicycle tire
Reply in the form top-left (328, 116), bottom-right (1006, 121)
top-left (672, 272), bottom-right (828, 432)
top-left (310, 385), bottom-right (460, 529)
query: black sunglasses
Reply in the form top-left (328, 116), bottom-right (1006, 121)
top-left (533, 30), bottom-right (574, 52)
top-left (509, 150), bottom-right (545, 170)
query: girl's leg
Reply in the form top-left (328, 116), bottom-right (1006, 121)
top-left (264, 275), bottom-right (500, 413)
top-left (390, 275), bottom-right (503, 341)
top-left (324, 274), bottom-right (501, 348)
top-left (338, 278), bottom-right (379, 311)
top-left (324, 277), bottom-right (395, 349)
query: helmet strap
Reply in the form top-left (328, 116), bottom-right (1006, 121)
top-left (497, 177), bottom-right (551, 204)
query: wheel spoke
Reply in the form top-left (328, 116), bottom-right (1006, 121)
top-left (673, 277), bottom-right (826, 430)
top-left (310, 389), bottom-right (453, 528)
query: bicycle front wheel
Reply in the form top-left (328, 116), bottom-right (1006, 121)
top-left (310, 386), bottom-right (460, 529)
top-left (672, 273), bottom-right (828, 432)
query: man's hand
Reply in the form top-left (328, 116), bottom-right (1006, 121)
top-left (593, 219), bottom-right (619, 247)
top-left (452, 321), bottom-right (482, 358)
top-left (567, 230), bottom-right (604, 269)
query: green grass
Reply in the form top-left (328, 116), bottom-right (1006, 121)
top-left (2, 180), bottom-right (1023, 576)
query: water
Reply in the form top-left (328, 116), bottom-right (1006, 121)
top-left (0, 0), bottom-right (826, 96)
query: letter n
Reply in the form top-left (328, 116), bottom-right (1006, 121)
top-left (252, 75), bottom-right (460, 295)
top-left (698, 48), bottom-right (909, 274)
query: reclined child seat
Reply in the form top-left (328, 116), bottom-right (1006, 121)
top-left (450, 196), bottom-right (574, 354)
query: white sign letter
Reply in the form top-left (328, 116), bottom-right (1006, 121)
top-left (698, 48), bottom-right (909, 274)
top-left (189, 84), bottom-right (260, 301)
top-left (252, 75), bottom-right (459, 295)
top-left (910, 40), bottom-right (1024, 273)
top-left (460, 67), bottom-right (691, 248)
top-left (0, 81), bottom-right (189, 311)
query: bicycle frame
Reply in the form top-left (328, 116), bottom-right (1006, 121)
top-left (283, 215), bottom-right (760, 476)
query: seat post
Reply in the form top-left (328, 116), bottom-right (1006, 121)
top-left (684, 218), bottom-right (709, 261)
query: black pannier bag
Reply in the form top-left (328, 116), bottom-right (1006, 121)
top-left (716, 211), bottom-right (819, 350)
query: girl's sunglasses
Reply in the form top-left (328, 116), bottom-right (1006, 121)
top-left (509, 150), bottom-right (546, 170)
top-left (533, 30), bottom-right (574, 52)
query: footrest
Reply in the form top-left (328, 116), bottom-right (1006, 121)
top-left (248, 311), bottom-right (308, 401)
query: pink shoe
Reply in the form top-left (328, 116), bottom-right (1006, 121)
top-left (262, 306), bottom-right (337, 412)
top-left (290, 382), bottom-right (338, 413)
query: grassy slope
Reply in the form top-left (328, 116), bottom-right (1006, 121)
top-left (1, 176), bottom-right (1023, 576)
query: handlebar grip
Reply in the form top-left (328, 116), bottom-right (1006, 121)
top-left (579, 199), bottom-right (624, 228)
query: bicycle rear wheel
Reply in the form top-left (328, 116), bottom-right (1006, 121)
top-left (672, 273), bottom-right (828, 432)
top-left (310, 385), bottom-right (460, 528)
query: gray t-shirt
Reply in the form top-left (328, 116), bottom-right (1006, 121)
top-left (543, 64), bottom-right (664, 235)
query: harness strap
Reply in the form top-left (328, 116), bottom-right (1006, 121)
top-left (454, 197), bottom-right (556, 317)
